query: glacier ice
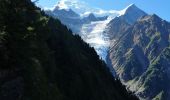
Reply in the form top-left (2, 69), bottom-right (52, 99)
top-left (81, 17), bottom-right (113, 61)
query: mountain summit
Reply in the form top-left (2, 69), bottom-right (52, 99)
top-left (121, 4), bottom-right (147, 24)
top-left (106, 4), bottom-right (147, 39)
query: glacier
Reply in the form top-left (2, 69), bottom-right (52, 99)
top-left (81, 17), bottom-right (115, 61)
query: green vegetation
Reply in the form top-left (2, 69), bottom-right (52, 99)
top-left (0, 0), bottom-right (138, 100)
top-left (146, 32), bottom-right (161, 49)
top-left (138, 47), bottom-right (170, 99)
top-left (153, 91), bottom-right (164, 100)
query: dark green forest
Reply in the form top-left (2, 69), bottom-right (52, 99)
top-left (0, 0), bottom-right (138, 100)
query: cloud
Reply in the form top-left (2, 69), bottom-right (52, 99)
top-left (57, 0), bottom-right (69, 9)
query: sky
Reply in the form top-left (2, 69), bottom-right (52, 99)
top-left (36, 0), bottom-right (170, 21)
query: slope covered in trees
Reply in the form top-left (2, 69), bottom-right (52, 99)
top-left (0, 0), bottom-right (138, 100)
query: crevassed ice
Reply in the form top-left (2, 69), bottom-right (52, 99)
top-left (81, 17), bottom-right (114, 62)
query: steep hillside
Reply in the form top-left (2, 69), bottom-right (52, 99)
top-left (0, 0), bottom-right (138, 100)
top-left (109, 14), bottom-right (170, 100)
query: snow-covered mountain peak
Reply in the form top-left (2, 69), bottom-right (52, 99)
top-left (118, 4), bottom-right (136, 15)
top-left (53, 0), bottom-right (135, 18)
top-left (118, 4), bottom-right (147, 24)
top-left (124, 4), bottom-right (143, 14)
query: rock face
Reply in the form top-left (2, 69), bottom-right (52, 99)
top-left (109, 14), bottom-right (170, 100)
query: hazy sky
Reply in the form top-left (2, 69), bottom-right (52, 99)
top-left (36, 0), bottom-right (170, 21)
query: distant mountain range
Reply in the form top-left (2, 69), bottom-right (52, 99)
top-left (45, 0), bottom-right (170, 99)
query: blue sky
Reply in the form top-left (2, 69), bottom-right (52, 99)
top-left (36, 0), bottom-right (170, 21)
